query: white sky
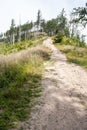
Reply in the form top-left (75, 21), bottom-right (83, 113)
top-left (0, 0), bottom-right (86, 33)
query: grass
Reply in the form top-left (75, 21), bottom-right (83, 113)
top-left (55, 44), bottom-right (87, 69)
top-left (0, 41), bottom-right (50, 130)
top-left (0, 36), bottom-right (47, 55)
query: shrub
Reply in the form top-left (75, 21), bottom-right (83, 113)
top-left (53, 34), bottom-right (64, 43)
top-left (54, 34), bottom-right (86, 47)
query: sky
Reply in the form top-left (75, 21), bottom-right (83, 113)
top-left (0, 0), bottom-right (86, 33)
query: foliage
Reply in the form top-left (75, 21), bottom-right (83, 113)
top-left (45, 19), bottom-right (57, 36)
top-left (40, 19), bottom-right (46, 32)
top-left (0, 37), bottom-right (47, 54)
top-left (53, 34), bottom-right (64, 43)
top-left (53, 34), bottom-right (86, 47)
top-left (56, 9), bottom-right (70, 36)
top-left (44, 9), bottom-right (69, 37)
top-left (10, 19), bottom-right (15, 33)
top-left (36, 10), bottom-right (42, 30)
top-left (72, 3), bottom-right (87, 27)
top-left (1, 7), bottom-right (86, 45)
top-left (4, 21), bottom-right (34, 43)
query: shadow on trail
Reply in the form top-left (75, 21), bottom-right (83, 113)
top-left (40, 77), bottom-right (87, 130)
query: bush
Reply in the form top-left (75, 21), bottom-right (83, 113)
top-left (54, 34), bottom-right (86, 47)
top-left (53, 34), bottom-right (64, 43)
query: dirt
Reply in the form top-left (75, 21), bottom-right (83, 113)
top-left (18, 38), bottom-right (87, 130)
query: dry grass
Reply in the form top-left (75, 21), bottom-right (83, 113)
top-left (0, 44), bottom-right (50, 130)
top-left (0, 45), bottom-right (50, 66)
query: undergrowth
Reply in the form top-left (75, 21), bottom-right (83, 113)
top-left (55, 44), bottom-right (87, 69)
top-left (0, 44), bottom-right (50, 130)
top-left (0, 36), bottom-right (47, 55)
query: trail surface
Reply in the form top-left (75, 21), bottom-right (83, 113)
top-left (20, 38), bottom-right (87, 130)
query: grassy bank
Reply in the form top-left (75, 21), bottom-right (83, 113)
top-left (0, 43), bottom-right (50, 130)
top-left (55, 44), bottom-right (87, 69)
top-left (0, 36), bottom-right (47, 55)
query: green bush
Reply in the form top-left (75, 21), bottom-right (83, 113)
top-left (53, 34), bottom-right (64, 43)
top-left (54, 35), bottom-right (86, 47)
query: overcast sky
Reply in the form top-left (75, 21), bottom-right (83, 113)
top-left (0, 0), bottom-right (86, 33)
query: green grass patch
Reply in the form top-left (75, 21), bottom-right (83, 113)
top-left (55, 44), bottom-right (87, 69)
top-left (0, 36), bottom-right (47, 55)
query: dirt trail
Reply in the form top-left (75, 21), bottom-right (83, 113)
top-left (20, 38), bottom-right (87, 130)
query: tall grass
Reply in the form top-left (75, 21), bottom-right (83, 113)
top-left (0, 45), bottom-right (50, 130)
top-left (0, 36), bottom-right (47, 55)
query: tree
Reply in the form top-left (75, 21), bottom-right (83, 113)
top-left (45, 19), bottom-right (57, 36)
top-left (72, 3), bottom-right (87, 27)
top-left (57, 9), bottom-right (69, 36)
top-left (69, 15), bottom-right (79, 38)
top-left (36, 10), bottom-right (42, 31)
top-left (28, 21), bottom-right (33, 38)
top-left (21, 21), bottom-right (33, 41)
top-left (15, 26), bottom-right (19, 42)
top-left (18, 18), bottom-right (21, 42)
top-left (21, 22), bottom-right (28, 41)
top-left (40, 19), bottom-right (46, 32)
top-left (0, 33), bottom-right (3, 41)
top-left (10, 19), bottom-right (15, 44)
